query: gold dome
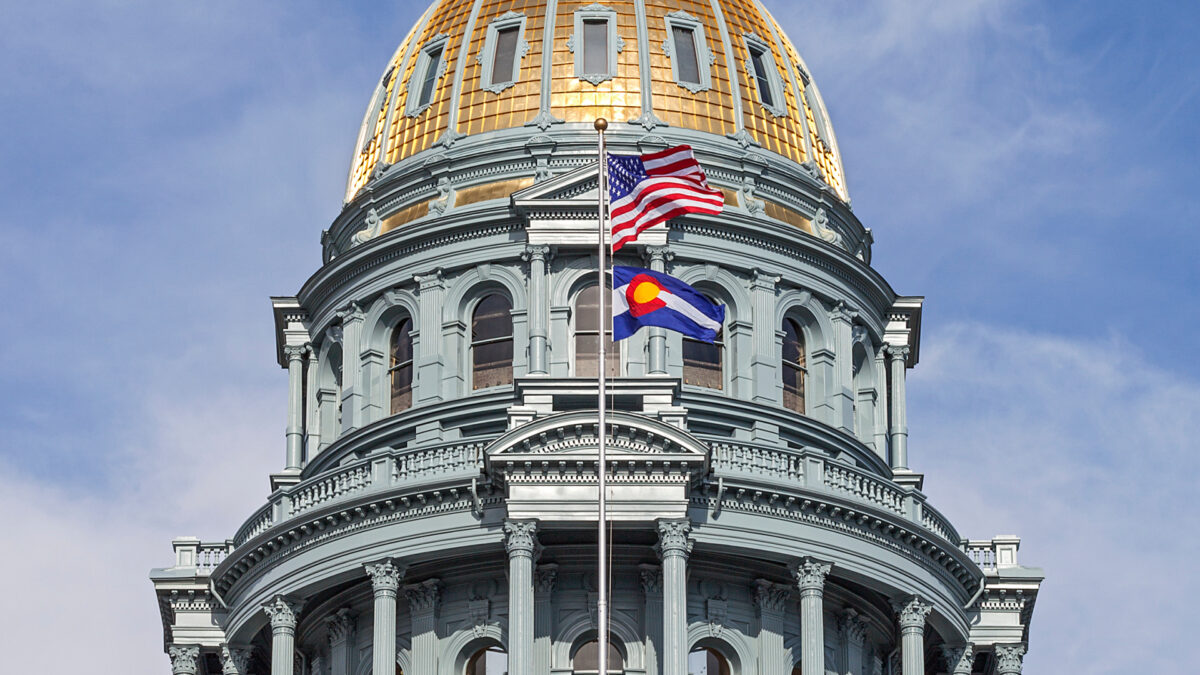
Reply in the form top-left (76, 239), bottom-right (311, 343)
top-left (345, 0), bottom-right (847, 203)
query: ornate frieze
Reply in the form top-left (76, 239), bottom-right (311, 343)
top-left (263, 596), bottom-right (302, 631)
top-left (364, 558), bottom-right (406, 594)
top-left (169, 645), bottom-right (200, 675)
top-left (792, 557), bottom-right (832, 593)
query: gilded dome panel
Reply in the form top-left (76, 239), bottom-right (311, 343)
top-left (549, 1), bottom-right (643, 124)
top-left (457, 0), bottom-right (547, 136)
top-left (644, 0), bottom-right (736, 137)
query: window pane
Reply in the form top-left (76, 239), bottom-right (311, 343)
top-left (473, 295), bottom-right (513, 390)
top-left (574, 285), bottom-right (617, 377)
top-left (574, 640), bottom-right (623, 671)
top-left (583, 19), bottom-right (608, 74)
top-left (782, 319), bottom-right (804, 365)
top-left (473, 295), bottom-right (513, 342)
top-left (673, 26), bottom-right (700, 84)
top-left (492, 26), bottom-right (520, 84)
top-left (419, 46), bottom-right (443, 107)
top-left (688, 648), bottom-right (730, 675)
top-left (391, 318), bottom-right (413, 413)
top-left (467, 647), bottom-right (507, 675)
top-left (750, 48), bottom-right (774, 107)
top-left (683, 338), bottom-right (722, 389)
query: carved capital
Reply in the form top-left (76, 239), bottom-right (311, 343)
top-left (752, 579), bottom-right (790, 614)
top-left (838, 608), bottom-right (868, 645)
top-left (941, 643), bottom-right (974, 675)
top-left (221, 644), bottom-right (251, 675)
top-left (283, 344), bottom-right (309, 360)
top-left (639, 564), bottom-right (663, 595)
top-left (504, 519), bottom-right (539, 557)
top-left (994, 643), bottom-right (1026, 675)
top-left (655, 519), bottom-right (692, 559)
top-left (535, 563), bottom-right (559, 593)
top-left (414, 268), bottom-right (444, 291)
top-left (792, 557), bottom-right (832, 593)
top-left (522, 244), bottom-right (552, 264)
top-left (641, 245), bottom-right (675, 266)
top-left (364, 558), bottom-right (405, 594)
top-left (263, 596), bottom-right (302, 631)
top-left (169, 645), bottom-right (200, 675)
top-left (892, 595), bottom-right (932, 631)
top-left (324, 608), bottom-right (355, 645)
top-left (885, 343), bottom-right (911, 361)
top-left (335, 301), bottom-right (364, 324)
top-left (404, 578), bottom-right (442, 613)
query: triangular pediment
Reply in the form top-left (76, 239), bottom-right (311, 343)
top-left (511, 163), bottom-right (667, 246)
top-left (485, 410), bottom-right (708, 460)
top-left (510, 162), bottom-right (601, 209)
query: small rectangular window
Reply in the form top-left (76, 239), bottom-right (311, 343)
top-left (750, 47), bottom-right (774, 107)
top-left (672, 26), bottom-right (700, 85)
top-left (418, 46), bottom-right (444, 108)
top-left (491, 26), bottom-right (520, 84)
top-left (583, 19), bottom-right (608, 74)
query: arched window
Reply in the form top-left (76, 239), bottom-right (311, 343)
top-left (683, 292), bottom-right (723, 389)
top-left (466, 646), bottom-right (507, 675)
top-left (390, 317), bottom-right (414, 413)
top-left (573, 639), bottom-right (623, 674)
top-left (782, 318), bottom-right (806, 413)
top-left (688, 647), bottom-right (731, 675)
top-left (472, 294), bottom-right (513, 390)
top-left (574, 284), bottom-right (618, 377)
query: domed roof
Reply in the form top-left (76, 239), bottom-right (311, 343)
top-left (345, 0), bottom-right (847, 203)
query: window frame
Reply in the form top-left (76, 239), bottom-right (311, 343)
top-left (405, 34), bottom-right (451, 118)
top-left (571, 283), bottom-right (620, 378)
top-left (470, 293), bottom-right (515, 391)
top-left (781, 317), bottom-right (807, 414)
top-left (388, 316), bottom-right (415, 414)
top-left (568, 4), bottom-right (625, 86)
top-left (743, 32), bottom-right (787, 118)
top-left (479, 11), bottom-right (530, 94)
top-left (662, 11), bottom-right (715, 93)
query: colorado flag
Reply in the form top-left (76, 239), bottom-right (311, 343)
top-left (612, 266), bottom-right (725, 342)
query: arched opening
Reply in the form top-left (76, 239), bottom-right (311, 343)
top-left (782, 318), bottom-right (806, 413)
top-left (390, 317), bottom-right (414, 413)
top-left (683, 292), bottom-right (723, 389)
top-left (471, 294), bottom-right (513, 390)
top-left (465, 646), bottom-right (507, 675)
top-left (572, 639), bottom-right (623, 674)
top-left (574, 283), bottom-right (618, 377)
top-left (688, 647), bottom-right (731, 675)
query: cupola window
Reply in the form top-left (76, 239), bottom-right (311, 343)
top-left (480, 12), bottom-right (529, 93)
top-left (782, 318), bottom-right (806, 413)
top-left (389, 317), bottom-right (414, 413)
top-left (573, 639), bottom-right (623, 674)
top-left (406, 36), bottom-right (449, 117)
top-left (471, 294), bottom-right (514, 390)
top-left (744, 33), bottom-right (786, 117)
top-left (662, 12), bottom-right (714, 92)
top-left (418, 46), bottom-right (443, 107)
top-left (574, 284), bottom-right (619, 377)
top-left (570, 5), bottom-right (623, 85)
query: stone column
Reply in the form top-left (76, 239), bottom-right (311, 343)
top-left (405, 580), bottom-right (442, 675)
top-left (305, 347), bottom-right (321, 458)
top-left (325, 609), bottom-right (356, 675)
top-left (534, 564), bottom-right (558, 675)
top-left (830, 302), bottom-right (858, 433)
top-left (169, 645), bottom-right (200, 675)
top-left (940, 643), bottom-right (973, 675)
top-left (414, 270), bottom-right (447, 406)
top-left (263, 597), bottom-right (303, 675)
top-left (753, 580), bottom-right (790, 675)
top-left (994, 643), bottom-right (1026, 675)
top-left (792, 558), bottom-right (832, 675)
top-left (284, 344), bottom-right (308, 471)
top-left (893, 596), bottom-right (931, 675)
top-left (221, 644), bottom-right (251, 675)
top-left (523, 245), bottom-right (551, 375)
top-left (656, 519), bottom-right (692, 675)
top-left (839, 610), bottom-right (867, 675)
top-left (365, 559), bottom-right (406, 675)
top-left (885, 344), bottom-right (910, 470)
top-left (505, 520), bottom-right (539, 675)
top-left (640, 565), bottom-right (664, 675)
top-left (644, 246), bottom-right (673, 375)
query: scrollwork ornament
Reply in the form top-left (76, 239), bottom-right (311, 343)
top-left (994, 643), bottom-right (1026, 675)
top-left (886, 343), bottom-right (911, 361)
top-left (221, 645), bottom-right (251, 675)
top-left (892, 595), bottom-right (932, 631)
top-left (263, 596), bottom-right (302, 631)
top-left (839, 609), bottom-right (868, 646)
top-left (655, 519), bottom-right (693, 558)
top-left (364, 558), bottom-right (405, 595)
top-left (503, 519), bottom-right (539, 557)
top-left (169, 645), bottom-right (200, 675)
top-left (792, 557), bottom-right (832, 593)
top-left (639, 564), bottom-right (663, 595)
top-left (325, 609), bottom-right (355, 645)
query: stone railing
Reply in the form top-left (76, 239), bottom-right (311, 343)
top-left (920, 503), bottom-right (959, 544)
top-left (171, 538), bottom-right (233, 574)
top-left (232, 503), bottom-right (274, 548)
top-left (822, 460), bottom-right (906, 516)
top-left (962, 536), bottom-right (1021, 570)
top-left (291, 461), bottom-right (373, 515)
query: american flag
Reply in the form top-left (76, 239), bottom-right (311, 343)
top-left (607, 145), bottom-right (725, 251)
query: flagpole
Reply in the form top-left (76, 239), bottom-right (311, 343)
top-left (594, 117), bottom-right (610, 675)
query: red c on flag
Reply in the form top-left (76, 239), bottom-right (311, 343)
top-left (626, 274), bottom-right (668, 317)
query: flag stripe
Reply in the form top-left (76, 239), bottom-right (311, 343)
top-left (607, 145), bottom-right (724, 252)
top-left (612, 196), bottom-right (724, 244)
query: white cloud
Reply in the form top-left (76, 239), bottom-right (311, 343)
top-left (909, 322), bottom-right (1200, 673)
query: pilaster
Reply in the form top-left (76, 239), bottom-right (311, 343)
top-left (752, 580), bottom-right (790, 675)
top-left (221, 644), bottom-right (252, 675)
top-left (830, 302), bottom-right (857, 434)
top-left (643, 246), bottom-right (673, 375)
top-left (325, 609), bottom-right (356, 675)
top-left (994, 643), bottom-right (1026, 675)
top-left (169, 645), bottom-right (200, 675)
top-left (504, 519), bottom-right (539, 675)
top-left (750, 270), bottom-right (781, 405)
top-left (415, 270), bottom-right (446, 405)
top-left (792, 558), bottom-right (832, 675)
top-left (940, 643), bottom-right (973, 675)
top-left (337, 303), bottom-right (366, 432)
top-left (892, 596), bottom-right (931, 675)
top-left (284, 344), bottom-right (308, 471)
top-left (263, 596), bottom-right (303, 675)
top-left (404, 580), bottom-right (442, 675)
top-left (656, 519), bottom-right (692, 675)
top-left (364, 559), bottom-right (406, 675)
top-left (534, 564), bottom-right (558, 675)
top-left (839, 609), bottom-right (867, 675)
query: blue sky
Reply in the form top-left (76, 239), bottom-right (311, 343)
top-left (0, 1), bottom-right (1196, 673)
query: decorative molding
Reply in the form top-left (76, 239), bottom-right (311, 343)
top-left (742, 32), bottom-right (787, 118)
top-left (325, 609), bottom-right (355, 645)
top-left (351, 208), bottom-right (383, 247)
top-left (752, 579), bottom-right (790, 614)
top-left (568, 4), bottom-right (624, 85)
top-left (468, 596), bottom-right (490, 636)
top-left (535, 563), bottom-right (559, 593)
top-left (364, 558), bottom-right (406, 594)
top-left (263, 596), bottom-right (302, 631)
top-left (705, 597), bottom-right (727, 637)
top-left (940, 643), bottom-right (974, 675)
top-left (792, 557), bottom-right (832, 592)
top-left (839, 609), bottom-right (868, 646)
top-left (221, 644), bottom-right (252, 675)
top-left (639, 564), bottom-right (663, 595)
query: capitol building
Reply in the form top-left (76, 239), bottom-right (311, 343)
top-left (150, 1), bottom-right (1043, 674)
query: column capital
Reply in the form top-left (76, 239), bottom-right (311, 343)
top-left (404, 578), bottom-right (442, 613)
top-left (892, 595), bottom-right (932, 631)
top-left (655, 519), bottom-right (693, 559)
top-left (324, 608), bottom-right (355, 644)
top-left (641, 245), bottom-right (675, 266)
top-left (639, 564), bottom-right (663, 595)
top-left (414, 268), bottom-right (445, 290)
top-left (839, 608), bottom-right (868, 646)
top-left (829, 300), bottom-right (858, 323)
top-left (336, 301), bottom-right (365, 324)
top-left (503, 519), bottom-right (540, 557)
top-left (521, 243), bottom-right (553, 263)
top-left (263, 596), bottom-right (303, 631)
top-left (940, 643), bottom-right (974, 675)
top-left (364, 558), bottom-right (406, 594)
top-left (221, 644), bottom-right (252, 675)
top-left (885, 343), bottom-right (911, 361)
top-left (752, 579), bottom-right (790, 614)
top-left (791, 557), bottom-right (833, 593)
top-left (535, 563), bottom-right (559, 593)
top-left (994, 643), bottom-right (1026, 675)
top-left (169, 645), bottom-right (200, 675)
top-left (283, 344), bottom-right (309, 360)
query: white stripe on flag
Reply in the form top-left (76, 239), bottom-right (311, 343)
top-left (611, 194), bottom-right (724, 242)
top-left (660, 290), bottom-right (722, 332)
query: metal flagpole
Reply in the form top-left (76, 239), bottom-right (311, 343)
top-left (594, 117), bottom-right (610, 675)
